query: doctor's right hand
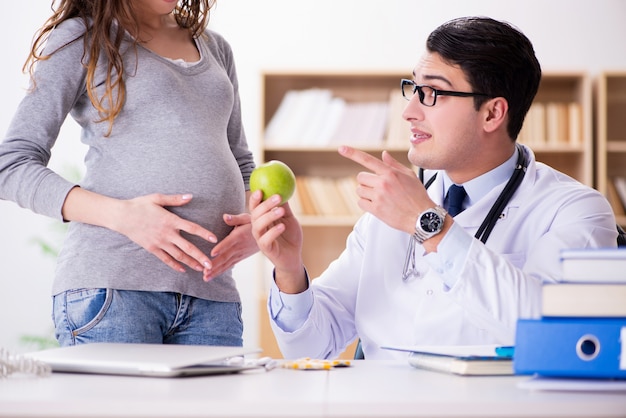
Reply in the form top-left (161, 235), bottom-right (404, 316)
top-left (249, 190), bottom-right (307, 294)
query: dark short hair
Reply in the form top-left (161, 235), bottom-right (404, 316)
top-left (426, 16), bottom-right (541, 140)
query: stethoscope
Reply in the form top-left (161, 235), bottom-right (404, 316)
top-left (418, 143), bottom-right (529, 244)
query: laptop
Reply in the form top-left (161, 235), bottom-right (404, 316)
top-left (24, 342), bottom-right (263, 378)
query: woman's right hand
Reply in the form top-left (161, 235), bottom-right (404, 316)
top-left (61, 187), bottom-right (216, 273)
top-left (113, 193), bottom-right (217, 273)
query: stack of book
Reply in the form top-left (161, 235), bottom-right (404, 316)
top-left (514, 248), bottom-right (626, 379)
top-left (381, 345), bottom-right (513, 376)
top-left (289, 175), bottom-right (363, 218)
top-left (264, 88), bottom-right (409, 148)
top-left (517, 101), bottom-right (582, 147)
top-left (608, 176), bottom-right (626, 216)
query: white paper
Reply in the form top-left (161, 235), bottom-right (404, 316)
top-left (619, 327), bottom-right (626, 370)
top-left (381, 344), bottom-right (500, 357)
top-left (519, 376), bottom-right (626, 392)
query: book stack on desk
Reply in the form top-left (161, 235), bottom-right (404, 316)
top-left (513, 248), bottom-right (626, 379)
top-left (381, 345), bottom-right (513, 376)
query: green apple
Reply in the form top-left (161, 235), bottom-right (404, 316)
top-left (250, 160), bottom-right (296, 205)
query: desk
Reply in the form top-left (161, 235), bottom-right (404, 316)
top-left (1, 361), bottom-right (625, 418)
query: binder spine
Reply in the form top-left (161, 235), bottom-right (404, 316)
top-left (513, 318), bottom-right (626, 378)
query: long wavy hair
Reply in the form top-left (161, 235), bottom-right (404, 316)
top-left (24, 0), bottom-right (216, 136)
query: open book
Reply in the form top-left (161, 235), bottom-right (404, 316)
top-left (382, 345), bottom-right (514, 376)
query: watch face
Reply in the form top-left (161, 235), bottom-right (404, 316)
top-left (420, 211), bottom-right (443, 233)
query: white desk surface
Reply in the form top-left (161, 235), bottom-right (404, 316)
top-left (1, 360), bottom-right (625, 418)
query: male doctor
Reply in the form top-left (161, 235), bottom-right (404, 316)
top-left (249, 16), bottom-right (617, 360)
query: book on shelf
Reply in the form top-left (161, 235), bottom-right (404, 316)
top-left (612, 176), bottom-right (626, 213)
top-left (301, 92), bottom-right (344, 147)
top-left (264, 88), bottom-right (389, 148)
top-left (305, 176), bottom-right (350, 217)
top-left (263, 89), bottom-right (299, 146)
top-left (606, 179), bottom-right (625, 216)
top-left (560, 247), bottom-right (626, 283)
top-left (546, 102), bottom-right (569, 145)
top-left (381, 345), bottom-right (514, 376)
top-left (328, 101), bottom-right (388, 147)
top-left (294, 176), bottom-right (317, 216)
top-left (384, 89), bottom-right (411, 147)
top-left (567, 102), bottom-right (582, 145)
top-left (517, 101), bottom-right (582, 147)
top-left (291, 176), bottom-right (363, 218)
top-left (265, 89), bottom-right (323, 146)
top-left (335, 176), bottom-right (362, 217)
top-left (264, 88), bottom-right (333, 146)
top-left (518, 102), bottom-right (545, 146)
top-left (541, 282), bottom-right (626, 317)
top-left (313, 97), bottom-right (346, 147)
top-left (301, 176), bottom-right (328, 216)
top-left (287, 182), bottom-right (303, 216)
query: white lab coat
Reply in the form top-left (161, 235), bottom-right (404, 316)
top-left (268, 146), bottom-right (617, 360)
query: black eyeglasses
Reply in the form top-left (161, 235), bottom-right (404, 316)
top-left (401, 79), bottom-right (491, 107)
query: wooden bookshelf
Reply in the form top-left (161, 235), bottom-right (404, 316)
top-left (256, 70), bottom-right (594, 359)
top-left (517, 72), bottom-right (593, 186)
top-left (596, 71), bottom-right (626, 227)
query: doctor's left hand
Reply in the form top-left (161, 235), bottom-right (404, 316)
top-left (338, 146), bottom-right (435, 235)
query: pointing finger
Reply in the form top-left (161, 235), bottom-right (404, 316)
top-left (338, 146), bottom-right (389, 175)
top-left (382, 150), bottom-right (415, 175)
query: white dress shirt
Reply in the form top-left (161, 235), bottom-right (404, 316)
top-left (268, 145), bottom-right (617, 360)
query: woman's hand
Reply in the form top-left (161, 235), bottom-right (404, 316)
top-left (113, 193), bottom-right (218, 273)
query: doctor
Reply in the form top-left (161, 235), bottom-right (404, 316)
top-left (249, 16), bottom-right (618, 360)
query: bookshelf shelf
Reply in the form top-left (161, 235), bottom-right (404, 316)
top-left (606, 141), bottom-right (626, 153)
top-left (517, 72), bottom-right (593, 187)
top-left (596, 71), bottom-right (626, 227)
top-left (263, 144), bottom-right (410, 152)
top-left (526, 144), bottom-right (586, 152)
top-left (299, 215), bottom-right (360, 227)
top-left (257, 70), bottom-right (594, 359)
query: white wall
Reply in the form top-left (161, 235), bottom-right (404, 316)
top-left (1, 0), bottom-right (625, 353)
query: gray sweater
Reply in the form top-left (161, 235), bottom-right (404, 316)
top-left (0, 18), bottom-right (255, 301)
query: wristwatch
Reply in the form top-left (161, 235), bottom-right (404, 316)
top-left (413, 206), bottom-right (448, 244)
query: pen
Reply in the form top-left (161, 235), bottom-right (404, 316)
top-left (495, 346), bottom-right (514, 358)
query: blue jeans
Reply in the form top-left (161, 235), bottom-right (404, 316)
top-left (52, 289), bottom-right (243, 347)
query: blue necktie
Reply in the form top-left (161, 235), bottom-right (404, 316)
top-left (446, 184), bottom-right (467, 217)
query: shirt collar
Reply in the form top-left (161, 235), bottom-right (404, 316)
top-left (441, 147), bottom-right (519, 208)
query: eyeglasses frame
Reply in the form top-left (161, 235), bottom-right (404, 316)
top-left (400, 79), bottom-right (491, 106)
